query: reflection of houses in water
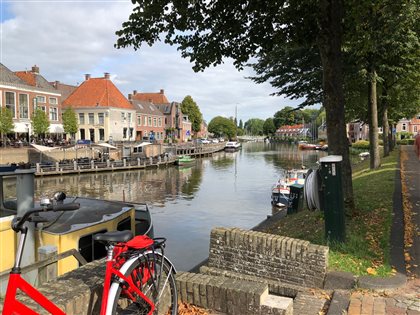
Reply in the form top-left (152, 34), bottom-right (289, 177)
top-left (272, 144), bottom-right (326, 169)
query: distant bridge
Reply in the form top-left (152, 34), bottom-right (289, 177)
top-left (237, 136), bottom-right (266, 142)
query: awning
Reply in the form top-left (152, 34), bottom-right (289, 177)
top-left (95, 143), bottom-right (118, 150)
top-left (13, 122), bottom-right (30, 133)
top-left (30, 144), bottom-right (60, 152)
top-left (136, 142), bottom-right (152, 147)
top-left (48, 124), bottom-right (64, 133)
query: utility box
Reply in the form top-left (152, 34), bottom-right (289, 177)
top-left (287, 183), bottom-right (304, 214)
top-left (320, 155), bottom-right (345, 242)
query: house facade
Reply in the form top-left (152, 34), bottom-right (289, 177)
top-left (62, 73), bottom-right (136, 143)
top-left (275, 124), bottom-right (312, 139)
top-left (396, 114), bottom-right (420, 135)
top-left (0, 64), bottom-right (63, 141)
top-left (131, 90), bottom-right (192, 142)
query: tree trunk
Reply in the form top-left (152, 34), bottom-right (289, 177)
top-left (389, 124), bottom-right (395, 152)
top-left (382, 104), bottom-right (390, 157)
top-left (317, 0), bottom-right (355, 212)
top-left (368, 63), bottom-right (381, 169)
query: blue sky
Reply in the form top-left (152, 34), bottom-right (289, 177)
top-left (0, 0), bottom-right (304, 123)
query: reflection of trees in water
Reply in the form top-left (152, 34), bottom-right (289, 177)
top-left (210, 152), bottom-right (237, 170)
top-left (21, 165), bottom-right (203, 207)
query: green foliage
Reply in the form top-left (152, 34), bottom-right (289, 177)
top-left (352, 140), bottom-right (370, 150)
top-left (397, 131), bottom-right (413, 140)
top-left (397, 139), bottom-right (415, 145)
top-left (208, 116), bottom-right (236, 139)
top-left (31, 109), bottom-right (50, 138)
top-left (62, 107), bottom-right (78, 138)
top-left (244, 118), bottom-right (264, 136)
top-left (238, 119), bottom-right (243, 129)
top-left (180, 95), bottom-right (203, 134)
top-left (263, 118), bottom-right (276, 136)
top-left (0, 107), bottom-right (14, 146)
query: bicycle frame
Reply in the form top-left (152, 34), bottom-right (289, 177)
top-left (3, 228), bottom-right (66, 315)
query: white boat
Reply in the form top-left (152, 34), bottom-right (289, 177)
top-left (271, 169), bottom-right (307, 207)
top-left (224, 141), bottom-right (241, 151)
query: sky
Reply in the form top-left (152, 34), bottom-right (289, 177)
top-left (0, 0), bottom-right (304, 123)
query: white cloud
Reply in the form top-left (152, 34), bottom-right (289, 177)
top-left (1, 1), bottom-right (302, 122)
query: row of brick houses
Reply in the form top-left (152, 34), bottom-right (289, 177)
top-left (0, 63), bottom-right (200, 144)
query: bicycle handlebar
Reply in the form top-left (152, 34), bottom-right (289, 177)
top-left (12, 202), bottom-right (80, 232)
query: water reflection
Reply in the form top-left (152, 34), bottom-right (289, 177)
top-left (2, 143), bottom-right (328, 270)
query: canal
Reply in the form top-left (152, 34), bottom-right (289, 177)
top-left (3, 142), bottom-right (327, 271)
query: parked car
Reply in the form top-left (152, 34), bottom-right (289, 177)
top-left (201, 139), bottom-right (211, 144)
top-left (211, 138), bottom-right (219, 143)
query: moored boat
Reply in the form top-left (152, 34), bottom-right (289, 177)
top-left (224, 141), bottom-right (241, 151)
top-left (175, 155), bottom-right (196, 166)
top-left (271, 169), bottom-right (307, 207)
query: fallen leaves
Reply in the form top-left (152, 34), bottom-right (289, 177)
top-left (176, 302), bottom-right (209, 315)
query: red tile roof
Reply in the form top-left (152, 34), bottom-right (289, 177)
top-left (15, 71), bottom-right (36, 86)
top-left (63, 77), bottom-right (134, 109)
top-left (132, 91), bottom-right (169, 104)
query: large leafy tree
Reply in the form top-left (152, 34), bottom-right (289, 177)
top-left (0, 107), bottom-right (14, 147)
top-left (116, 0), bottom-right (353, 209)
top-left (31, 109), bottom-right (50, 139)
top-left (180, 95), bottom-right (203, 135)
top-left (263, 118), bottom-right (276, 136)
top-left (208, 116), bottom-right (236, 139)
top-left (244, 118), bottom-right (265, 136)
top-left (62, 107), bottom-right (78, 141)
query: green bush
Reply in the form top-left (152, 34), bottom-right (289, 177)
top-left (397, 139), bottom-right (415, 145)
top-left (352, 140), bottom-right (370, 149)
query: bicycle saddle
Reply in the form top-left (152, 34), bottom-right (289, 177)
top-left (93, 230), bottom-right (133, 243)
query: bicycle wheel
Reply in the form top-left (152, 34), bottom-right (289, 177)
top-left (107, 252), bottom-right (177, 315)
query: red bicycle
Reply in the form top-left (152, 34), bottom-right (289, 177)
top-left (2, 193), bottom-right (178, 315)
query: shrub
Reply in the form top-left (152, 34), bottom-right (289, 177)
top-left (397, 139), bottom-right (415, 145)
top-left (352, 140), bottom-right (370, 149)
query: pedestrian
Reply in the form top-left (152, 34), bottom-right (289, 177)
top-left (415, 130), bottom-right (420, 160)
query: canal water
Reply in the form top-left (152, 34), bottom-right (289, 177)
top-left (3, 142), bottom-right (327, 271)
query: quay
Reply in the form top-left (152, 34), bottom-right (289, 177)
top-left (0, 143), bottom-right (226, 177)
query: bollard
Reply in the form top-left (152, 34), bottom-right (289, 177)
top-left (55, 162), bottom-right (59, 172)
top-left (73, 160), bottom-right (77, 171)
top-left (320, 155), bottom-right (345, 242)
top-left (38, 245), bottom-right (58, 285)
top-left (137, 158), bottom-right (141, 166)
top-left (123, 159), bottom-right (127, 167)
top-left (91, 160), bottom-right (94, 169)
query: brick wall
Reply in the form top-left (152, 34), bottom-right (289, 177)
top-left (208, 227), bottom-right (329, 288)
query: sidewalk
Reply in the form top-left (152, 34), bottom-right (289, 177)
top-left (347, 145), bottom-right (420, 315)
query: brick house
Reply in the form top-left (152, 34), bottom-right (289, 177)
top-left (0, 64), bottom-right (63, 142)
top-left (396, 114), bottom-right (420, 135)
top-left (275, 124), bottom-right (312, 139)
top-left (128, 95), bottom-right (165, 143)
top-left (131, 89), bottom-right (192, 142)
top-left (62, 73), bottom-right (136, 143)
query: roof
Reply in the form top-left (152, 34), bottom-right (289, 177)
top-left (131, 100), bottom-right (164, 116)
top-left (63, 76), bottom-right (135, 110)
top-left (131, 90), bottom-right (170, 104)
top-left (14, 71), bottom-right (56, 92)
top-left (0, 63), bottom-right (31, 85)
top-left (50, 81), bottom-right (77, 101)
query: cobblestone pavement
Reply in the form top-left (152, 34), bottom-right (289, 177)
top-left (347, 279), bottom-right (420, 315)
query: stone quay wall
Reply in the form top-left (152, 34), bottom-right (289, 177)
top-left (208, 227), bottom-right (329, 288)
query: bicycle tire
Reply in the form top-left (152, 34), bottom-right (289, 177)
top-left (107, 252), bottom-right (177, 315)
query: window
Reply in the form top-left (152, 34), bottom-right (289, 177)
top-left (402, 123), bottom-right (407, 131)
top-left (36, 95), bottom-right (46, 103)
top-left (80, 128), bottom-right (86, 140)
top-left (88, 113), bottom-right (94, 124)
top-left (153, 117), bottom-right (157, 127)
top-left (121, 112), bottom-right (125, 122)
top-left (137, 115), bottom-right (142, 126)
top-left (49, 107), bottom-right (58, 121)
top-left (98, 113), bottom-right (104, 125)
top-left (415, 126), bottom-right (418, 132)
top-left (5, 92), bottom-right (16, 117)
top-left (128, 113), bottom-right (132, 123)
top-left (79, 113), bottom-right (85, 124)
top-left (19, 94), bottom-right (29, 119)
top-left (123, 127), bottom-right (127, 138)
top-left (49, 97), bottom-right (57, 105)
top-left (158, 118), bottom-right (162, 127)
top-left (99, 129), bottom-right (105, 141)
top-left (39, 106), bottom-right (46, 113)
top-left (148, 117), bottom-right (152, 126)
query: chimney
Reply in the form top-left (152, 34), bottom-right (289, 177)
top-left (128, 94), bottom-right (132, 100)
top-left (160, 89), bottom-right (164, 94)
top-left (85, 74), bottom-right (91, 81)
top-left (104, 72), bottom-right (110, 79)
top-left (133, 90), bottom-right (137, 95)
top-left (31, 65), bottom-right (39, 74)
top-left (53, 80), bottom-right (60, 88)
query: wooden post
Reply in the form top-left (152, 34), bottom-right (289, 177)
top-left (38, 245), bottom-right (57, 285)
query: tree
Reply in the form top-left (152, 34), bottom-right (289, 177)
top-left (208, 116), bottom-right (236, 140)
top-left (31, 109), bottom-right (50, 139)
top-left (263, 118), bottom-right (276, 136)
top-left (116, 0), bottom-right (354, 209)
top-left (180, 95), bottom-right (203, 135)
top-left (238, 119), bottom-right (243, 129)
top-left (62, 107), bottom-right (78, 141)
top-left (0, 107), bottom-right (14, 147)
top-left (244, 118), bottom-right (265, 136)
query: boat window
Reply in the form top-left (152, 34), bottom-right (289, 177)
top-left (78, 229), bottom-right (107, 265)
top-left (117, 217), bottom-right (132, 232)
